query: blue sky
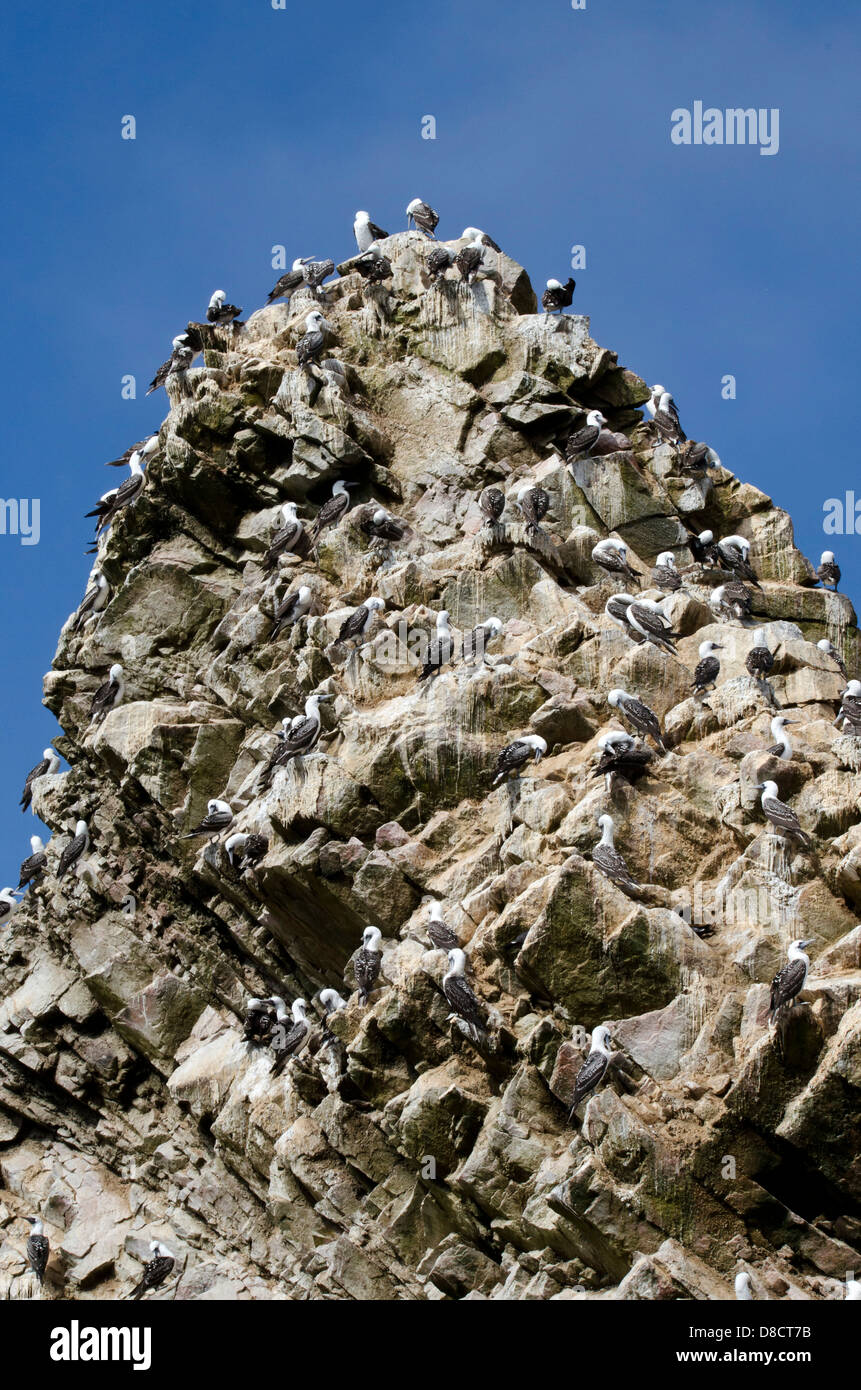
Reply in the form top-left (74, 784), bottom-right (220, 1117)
top-left (2, 0), bottom-right (859, 865)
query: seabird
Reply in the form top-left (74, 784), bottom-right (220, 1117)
top-left (716, 533), bottom-right (761, 587)
top-left (461, 226), bottom-right (501, 252)
top-left (406, 198), bottom-right (438, 236)
top-left (206, 290), bottom-right (242, 327)
top-left (604, 592), bottom-right (644, 641)
top-left (650, 552), bottom-right (683, 592)
top-left (817, 637), bottom-right (847, 681)
top-left (687, 529), bottom-right (722, 567)
top-left (426, 900), bottom-right (459, 952)
top-left (244, 996), bottom-right (277, 1042)
top-left (20, 748), bottom-right (60, 812)
top-left (90, 663), bottom-right (124, 723)
top-left (766, 715), bottom-right (794, 760)
top-left (680, 441), bottom-right (721, 471)
top-left (735, 1272), bottom-right (754, 1301)
top-left (181, 798), bottom-right (233, 840)
top-left (129, 1241), bottom-right (175, 1300)
top-left (691, 639), bottom-right (722, 693)
top-left (261, 693), bottom-right (334, 783)
top-left (768, 938), bottom-right (815, 1023)
top-left (272, 998), bottom-right (311, 1066)
top-left (542, 277), bottom-right (576, 313)
top-left (224, 832), bottom-right (268, 871)
top-left (18, 835), bottom-right (47, 889)
top-left (816, 550), bottom-right (841, 591)
top-left (57, 820), bottom-right (89, 879)
top-left (711, 582), bottom-right (752, 622)
top-left (146, 334), bottom-right (196, 394)
top-left (746, 628), bottom-right (775, 683)
top-left (267, 257), bottom-right (316, 303)
top-left (566, 410), bottom-right (609, 460)
top-left (0, 887), bottom-right (22, 922)
top-left (353, 211), bottom-right (389, 252)
top-left (517, 485), bottom-right (550, 534)
top-left (86, 454), bottom-right (146, 541)
top-left (425, 246), bottom-right (454, 283)
top-left (72, 571), bottom-right (110, 630)
top-left (309, 479), bottom-right (357, 547)
top-left (626, 598), bottom-right (679, 654)
top-left (478, 486), bottom-right (505, 526)
top-left (302, 258), bottom-right (336, 300)
top-left (263, 502), bottom-right (305, 570)
top-left (418, 610), bottom-right (455, 682)
top-left (355, 925), bottom-right (383, 1003)
top-left (592, 815), bottom-right (643, 894)
top-left (591, 538), bottom-right (642, 586)
top-left (834, 680), bottom-right (861, 733)
top-left (491, 734), bottom-right (548, 785)
top-left (755, 781), bottom-right (811, 847)
top-left (592, 731), bottom-right (652, 792)
top-left (461, 616), bottom-right (503, 665)
top-left (319, 988), bottom-right (348, 1017)
top-left (359, 505), bottom-right (409, 546)
top-left (454, 234), bottom-right (485, 284)
top-left (354, 250), bottom-right (393, 284)
top-left (105, 435), bottom-right (159, 470)
top-left (607, 688), bottom-right (667, 752)
top-left (268, 584), bottom-right (313, 641)
top-left (567, 1024), bottom-right (614, 1119)
top-left (442, 948), bottom-right (486, 1042)
top-left (296, 310), bottom-right (330, 371)
top-left (651, 389), bottom-right (686, 444)
top-left (24, 1217), bottom-right (49, 1285)
top-left (337, 595), bottom-right (385, 646)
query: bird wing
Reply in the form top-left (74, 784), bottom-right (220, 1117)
top-left (443, 975), bottom-right (484, 1029)
top-left (368, 221), bottom-right (389, 241)
top-left (282, 716), bottom-right (316, 752)
top-left (570, 1050), bottom-right (609, 1110)
top-left (630, 605), bottom-right (674, 641)
top-left (593, 844), bottom-right (639, 889)
top-left (58, 832), bottom-right (86, 875)
top-left (566, 425), bottom-right (599, 457)
top-left (427, 921), bottom-right (459, 951)
top-left (355, 948), bottom-right (381, 995)
top-left (693, 657), bottom-right (719, 686)
top-left (763, 796), bottom-right (804, 837)
top-left (770, 958), bottom-right (807, 1014)
top-left (496, 740), bottom-right (530, 776)
top-left (338, 605), bottom-right (368, 642)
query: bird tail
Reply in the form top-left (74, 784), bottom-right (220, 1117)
top-left (129, 1282), bottom-right (145, 1300)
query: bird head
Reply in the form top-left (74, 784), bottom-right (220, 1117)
top-left (586, 409), bottom-right (607, 427)
top-left (821, 550), bottom-right (835, 564)
top-left (362, 925), bottom-right (382, 950)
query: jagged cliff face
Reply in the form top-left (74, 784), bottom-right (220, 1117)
top-left (1, 232), bottom-right (859, 1301)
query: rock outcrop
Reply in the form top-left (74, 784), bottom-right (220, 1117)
top-left (1, 230), bottom-right (858, 1301)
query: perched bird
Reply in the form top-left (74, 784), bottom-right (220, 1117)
top-left (680, 441), bottom-right (721, 472)
top-left (687, 529), bottom-right (722, 567)
top-left (24, 1216), bottom-right (50, 1285)
top-left (478, 486), bottom-right (506, 526)
top-left (817, 550), bottom-right (841, 591)
top-left (425, 246), bottom-right (454, 283)
top-left (454, 234), bottom-right (484, 284)
top-left (768, 939), bottom-right (815, 1024)
top-left (260, 693), bottom-right (334, 784)
top-left (592, 732), bottom-right (652, 792)
top-left (566, 410), bottom-right (609, 460)
top-left (262, 502), bottom-right (305, 570)
top-left (461, 616), bottom-right (503, 665)
top-left (625, 598), bottom-right (679, 654)
top-left (146, 334), bottom-right (196, 394)
top-left (268, 584), bottom-right (313, 641)
top-left (18, 835), bottom-right (47, 889)
top-left (591, 538), bottom-right (642, 586)
top-left (716, 533), bottom-right (760, 587)
top-left (766, 715), bottom-right (794, 760)
top-left (691, 639), bottom-right (722, 693)
top-left (592, 815), bottom-right (643, 894)
top-left (817, 637), bottom-right (847, 681)
top-left (301, 258), bottom-right (335, 300)
top-left (517, 485), bottom-right (550, 534)
top-left (319, 988), bottom-right (348, 1017)
top-left (57, 820), bottom-right (90, 878)
top-left (296, 309), bottom-right (330, 370)
top-left (418, 610), bottom-right (455, 681)
top-left (359, 505), bottom-right (409, 546)
top-left (607, 688), bottom-right (667, 752)
top-left (224, 832), bottom-right (268, 871)
top-left (267, 256), bottom-right (317, 303)
top-left (566, 1025), bottom-right (614, 1119)
top-left (735, 1272), bottom-right (754, 1301)
top-left (336, 596), bottom-right (385, 646)
top-left (406, 198), bottom-right (439, 236)
top-left (491, 734), bottom-right (548, 785)
top-left (461, 226), bottom-right (501, 252)
top-left (243, 997), bottom-right (278, 1042)
top-left (272, 998), bottom-right (311, 1066)
top-left (426, 900), bottom-right (459, 952)
top-left (604, 593), bottom-right (643, 641)
top-left (355, 925), bottom-right (383, 1003)
top-left (354, 211), bottom-right (389, 252)
top-left (309, 480), bottom-right (357, 547)
top-left (354, 250), bottom-right (393, 284)
top-left (650, 551), bottom-right (683, 592)
top-left (86, 455), bottom-right (145, 539)
top-left (129, 1241), bottom-right (176, 1300)
top-left (442, 948), bottom-right (486, 1042)
top-left (710, 582), bottom-right (752, 622)
top-left (835, 679), bottom-right (861, 733)
top-left (542, 277), bottom-right (576, 313)
top-left (90, 663), bottom-right (124, 724)
top-left (181, 799), bottom-right (233, 840)
top-left (746, 628), bottom-right (775, 683)
top-left (755, 781), bottom-right (811, 847)
top-left (20, 748), bottom-right (60, 812)
top-left (649, 387), bottom-right (686, 444)
top-left (0, 887), bottom-right (22, 922)
top-left (206, 290), bottom-right (242, 327)
top-left (72, 571), bottom-right (110, 630)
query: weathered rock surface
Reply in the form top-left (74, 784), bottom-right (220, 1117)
top-left (1, 230), bottom-right (858, 1301)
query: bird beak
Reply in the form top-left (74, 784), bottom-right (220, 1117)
top-left (753, 783), bottom-right (765, 790)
